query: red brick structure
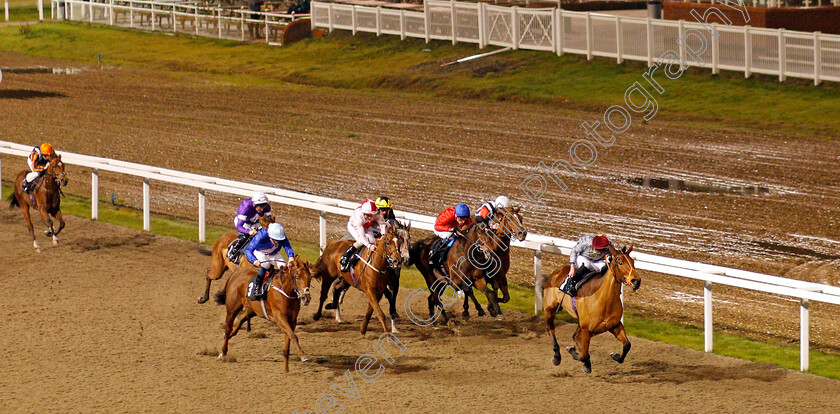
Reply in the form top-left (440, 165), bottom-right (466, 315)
top-left (663, 2), bottom-right (840, 35)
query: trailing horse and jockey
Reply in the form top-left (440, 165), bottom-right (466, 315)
top-left (227, 192), bottom-right (273, 262)
top-left (473, 195), bottom-right (511, 229)
top-left (243, 222), bottom-right (296, 301)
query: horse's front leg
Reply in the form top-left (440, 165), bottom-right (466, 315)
top-left (52, 210), bottom-right (66, 239)
top-left (474, 278), bottom-right (500, 317)
top-left (36, 207), bottom-right (55, 239)
top-left (609, 323), bottom-right (632, 364)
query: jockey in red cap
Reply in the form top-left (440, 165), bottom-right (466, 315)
top-left (340, 199), bottom-right (387, 272)
top-left (562, 233), bottom-right (614, 296)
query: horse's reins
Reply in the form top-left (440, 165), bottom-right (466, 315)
top-left (354, 234), bottom-right (400, 275)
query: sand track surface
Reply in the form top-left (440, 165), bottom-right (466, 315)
top-left (1, 211), bottom-right (839, 413)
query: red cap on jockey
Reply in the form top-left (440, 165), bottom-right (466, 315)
top-left (361, 200), bottom-right (377, 216)
top-left (592, 234), bottom-right (610, 250)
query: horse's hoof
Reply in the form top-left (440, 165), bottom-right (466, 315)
top-left (477, 310), bottom-right (486, 317)
top-left (567, 346), bottom-right (580, 361)
top-left (52, 239), bottom-right (59, 246)
top-left (218, 353), bottom-right (224, 359)
top-left (552, 355), bottom-right (562, 366)
top-left (325, 303), bottom-right (336, 310)
top-left (582, 364), bottom-right (592, 374)
top-left (44, 230), bottom-right (53, 237)
top-left (461, 311), bottom-right (470, 319)
top-left (197, 297), bottom-right (208, 304)
top-left (300, 356), bottom-right (309, 362)
top-left (390, 313), bottom-right (400, 320)
top-left (610, 352), bottom-right (623, 364)
top-left (312, 313), bottom-right (321, 321)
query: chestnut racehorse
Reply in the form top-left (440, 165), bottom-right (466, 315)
top-left (311, 222), bottom-right (407, 334)
top-left (542, 245), bottom-right (641, 373)
top-left (197, 215), bottom-right (274, 304)
top-left (410, 223), bottom-right (500, 324)
top-left (8, 156), bottom-right (68, 252)
top-left (461, 206), bottom-right (527, 318)
top-left (213, 256), bottom-right (312, 372)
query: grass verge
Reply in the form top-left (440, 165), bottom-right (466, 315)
top-left (3, 181), bottom-right (839, 380)
top-left (0, 23), bottom-right (839, 138)
top-left (3, 6), bottom-right (41, 22)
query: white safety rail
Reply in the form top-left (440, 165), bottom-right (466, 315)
top-left (311, 0), bottom-right (840, 85)
top-left (52, 0), bottom-right (308, 43)
top-left (2, 139), bottom-right (839, 372)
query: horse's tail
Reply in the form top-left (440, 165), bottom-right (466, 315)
top-left (311, 254), bottom-right (328, 281)
top-left (8, 192), bottom-right (19, 208)
top-left (213, 289), bottom-right (226, 305)
top-left (408, 239), bottom-right (427, 267)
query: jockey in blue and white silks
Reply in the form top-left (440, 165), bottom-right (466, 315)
top-left (243, 223), bottom-right (295, 300)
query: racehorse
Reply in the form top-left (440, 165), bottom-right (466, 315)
top-left (213, 256), bottom-right (312, 372)
top-left (8, 156), bottom-right (68, 252)
top-left (461, 206), bottom-right (527, 318)
top-left (410, 223), bottom-right (500, 324)
top-left (311, 222), bottom-right (407, 335)
top-left (322, 221), bottom-right (411, 326)
top-left (542, 245), bottom-right (641, 373)
top-left (197, 215), bottom-right (274, 304)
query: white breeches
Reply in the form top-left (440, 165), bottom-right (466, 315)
top-left (348, 223), bottom-right (377, 248)
top-left (575, 256), bottom-right (606, 272)
top-left (434, 230), bottom-right (453, 239)
top-left (254, 250), bottom-right (286, 269)
top-left (25, 171), bottom-right (40, 183)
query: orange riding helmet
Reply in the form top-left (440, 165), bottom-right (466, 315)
top-left (39, 143), bottom-right (55, 156)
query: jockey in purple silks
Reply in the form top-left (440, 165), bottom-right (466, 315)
top-left (228, 192), bottom-right (274, 261)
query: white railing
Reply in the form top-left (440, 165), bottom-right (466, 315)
top-left (2, 139), bottom-right (839, 372)
top-left (52, 0), bottom-right (308, 43)
top-left (311, 0), bottom-right (840, 85)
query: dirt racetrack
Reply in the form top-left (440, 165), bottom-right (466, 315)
top-left (1, 210), bottom-right (839, 413)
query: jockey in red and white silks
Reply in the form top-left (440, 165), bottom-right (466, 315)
top-left (340, 199), bottom-right (386, 271)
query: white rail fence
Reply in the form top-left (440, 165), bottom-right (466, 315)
top-left (311, 0), bottom-right (840, 85)
top-left (2, 140), bottom-right (839, 372)
top-left (52, 0), bottom-right (308, 43)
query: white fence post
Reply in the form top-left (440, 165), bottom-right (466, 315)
top-left (88, 1), bottom-right (92, 24)
top-left (352, 6), bottom-right (357, 35)
top-left (328, 2), bottom-right (333, 32)
top-left (38, 0), bottom-right (44, 21)
top-left (217, 8), bottom-right (222, 39)
top-left (616, 16), bottom-right (623, 63)
top-left (198, 188), bottom-right (206, 244)
top-left (533, 249), bottom-right (543, 314)
top-left (478, 2), bottom-right (485, 48)
top-left (512, 6), bottom-right (519, 50)
top-left (400, 9), bottom-right (405, 41)
top-left (91, 169), bottom-right (99, 220)
top-left (142, 178), bottom-right (150, 231)
top-left (646, 18), bottom-right (653, 67)
top-left (376, 6), bottom-right (381, 37)
top-left (424, 0), bottom-right (430, 43)
top-left (265, 14), bottom-right (269, 44)
top-left (704, 281), bottom-right (713, 352)
top-left (778, 29), bottom-right (785, 82)
top-left (240, 12), bottom-right (245, 41)
top-left (451, 1), bottom-right (456, 45)
top-left (678, 20), bottom-right (685, 70)
top-left (5, 0), bottom-right (9, 22)
top-left (172, 4), bottom-right (177, 32)
top-left (814, 32), bottom-right (822, 86)
top-left (109, 0), bottom-right (114, 26)
top-left (152, 7), bottom-right (156, 31)
top-left (712, 23), bottom-right (719, 74)
top-left (801, 299), bottom-right (810, 371)
top-left (319, 211), bottom-right (327, 254)
top-left (195, 5), bottom-right (199, 35)
top-left (744, 25), bottom-right (751, 78)
top-left (555, 8), bottom-right (563, 56)
top-left (585, 12), bottom-right (592, 60)
top-left (130, 1), bottom-right (134, 28)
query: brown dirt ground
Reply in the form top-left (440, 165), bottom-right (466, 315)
top-left (0, 52), bottom-right (839, 353)
top-left (1, 210), bottom-right (839, 413)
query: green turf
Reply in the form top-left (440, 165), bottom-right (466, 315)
top-left (0, 23), bottom-right (838, 138)
top-left (4, 180), bottom-right (839, 379)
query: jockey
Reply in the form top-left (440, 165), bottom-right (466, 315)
top-left (340, 199), bottom-right (387, 272)
top-left (562, 233), bottom-right (615, 296)
top-left (429, 203), bottom-right (472, 268)
top-left (474, 195), bottom-right (511, 229)
top-left (243, 222), bottom-right (295, 300)
top-left (23, 143), bottom-right (57, 193)
top-left (374, 196), bottom-right (396, 224)
top-left (229, 192), bottom-right (273, 259)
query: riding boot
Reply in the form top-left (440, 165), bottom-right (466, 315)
top-left (564, 266), bottom-right (590, 297)
top-left (340, 245), bottom-right (357, 272)
top-left (22, 180), bottom-right (32, 193)
top-left (247, 268), bottom-right (267, 301)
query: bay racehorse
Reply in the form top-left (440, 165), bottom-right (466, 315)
top-left (410, 223), bottom-right (500, 324)
top-left (213, 255), bottom-right (312, 372)
top-left (323, 221), bottom-right (411, 326)
top-left (8, 156), bottom-right (68, 252)
top-left (461, 206), bottom-right (527, 318)
top-left (197, 215), bottom-right (274, 304)
top-left (542, 245), bottom-right (641, 373)
top-left (311, 222), bottom-right (407, 334)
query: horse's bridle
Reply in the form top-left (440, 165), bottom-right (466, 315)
top-left (370, 232), bottom-right (402, 270)
top-left (271, 265), bottom-right (309, 300)
top-left (605, 251), bottom-right (638, 288)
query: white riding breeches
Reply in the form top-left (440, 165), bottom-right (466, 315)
top-left (434, 230), bottom-right (453, 239)
top-left (253, 250), bottom-right (286, 270)
top-left (25, 171), bottom-right (40, 183)
top-left (575, 255), bottom-right (606, 272)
